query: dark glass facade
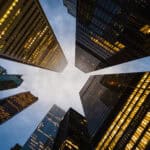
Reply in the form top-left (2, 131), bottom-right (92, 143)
top-left (96, 72), bottom-right (150, 150)
top-left (23, 105), bottom-right (65, 150)
top-left (0, 0), bottom-right (67, 72)
top-left (0, 66), bottom-right (23, 90)
top-left (53, 108), bottom-right (92, 150)
top-left (0, 74), bottom-right (23, 90)
top-left (80, 73), bottom-right (144, 137)
top-left (75, 0), bottom-right (150, 72)
top-left (63, 0), bottom-right (77, 17)
top-left (0, 92), bottom-right (38, 124)
top-left (80, 72), bottom-right (150, 149)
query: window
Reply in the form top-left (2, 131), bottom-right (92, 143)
top-left (140, 25), bottom-right (150, 34)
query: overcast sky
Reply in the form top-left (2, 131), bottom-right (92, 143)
top-left (0, 0), bottom-right (150, 149)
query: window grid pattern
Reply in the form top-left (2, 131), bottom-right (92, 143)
top-left (0, 0), bottom-right (67, 71)
top-left (125, 112), bottom-right (150, 150)
top-left (96, 73), bottom-right (150, 150)
top-left (0, 0), bottom-right (19, 26)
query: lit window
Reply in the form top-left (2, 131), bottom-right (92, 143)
top-left (0, 44), bottom-right (4, 49)
top-left (90, 37), bottom-right (125, 53)
top-left (115, 41), bottom-right (125, 49)
top-left (0, 8), bottom-right (21, 39)
top-left (0, 0), bottom-right (19, 26)
top-left (140, 25), bottom-right (150, 34)
top-left (96, 73), bottom-right (150, 149)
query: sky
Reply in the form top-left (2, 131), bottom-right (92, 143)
top-left (0, 0), bottom-right (150, 149)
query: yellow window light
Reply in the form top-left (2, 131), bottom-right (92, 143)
top-left (0, 0), bottom-right (19, 25)
top-left (96, 73), bottom-right (150, 150)
top-left (140, 25), bottom-right (150, 34)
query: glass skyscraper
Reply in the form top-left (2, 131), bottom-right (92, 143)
top-left (0, 66), bottom-right (7, 75)
top-left (0, 92), bottom-right (38, 124)
top-left (0, 66), bottom-right (23, 90)
top-left (63, 0), bottom-right (77, 17)
top-left (0, 0), bottom-right (67, 72)
top-left (0, 74), bottom-right (23, 90)
top-left (73, 0), bottom-right (150, 72)
top-left (53, 108), bottom-right (91, 150)
top-left (80, 72), bottom-right (150, 149)
top-left (23, 104), bottom-right (65, 150)
top-left (95, 72), bottom-right (150, 150)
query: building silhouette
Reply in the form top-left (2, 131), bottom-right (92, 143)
top-left (0, 92), bottom-right (38, 124)
top-left (63, 0), bottom-right (77, 17)
top-left (0, 66), bottom-right (7, 75)
top-left (11, 144), bottom-right (22, 150)
top-left (0, 66), bottom-right (23, 90)
top-left (0, 74), bottom-right (23, 90)
top-left (23, 104), bottom-right (65, 150)
top-left (80, 72), bottom-right (150, 149)
top-left (74, 0), bottom-right (150, 72)
top-left (0, 0), bottom-right (67, 72)
top-left (53, 108), bottom-right (92, 150)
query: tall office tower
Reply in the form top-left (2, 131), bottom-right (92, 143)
top-left (23, 104), bottom-right (65, 150)
top-left (53, 108), bottom-right (92, 150)
top-left (11, 144), bottom-right (22, 150)
top-left (63, 0), bottom-right (77, 17)
top-left (80, 72), bottom-right (150, 149)
top-left (0, 0), bottom-right (67, 72)
top-left (80, 73), bottom-right (144, 137)
top-left (0, 66), bottom-right (7, 75)
top-left (0, 92), bottom-right (38, 124)
top-left (0, 74), bottom-right (23, 90)
top-left (75, 0), bottom-right (150, 72)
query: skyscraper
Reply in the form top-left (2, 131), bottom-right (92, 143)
top-left (63, 0), bottom-right (77, 17)
top-left (0, 74), bottom-right (23, 90)
top-left (23, 104), bottom-right (65, 150)
top-left (53, 108), bottom-right (92, 150)
top-left (75, 0), bottom-right (150, 72)
top-left (0, 92), bottom-right (38, 124)
top-left (0, 0), bottom-right (67, 72)
top-left (80, 73), bottom-right (144, 137)
top-left (0, 66), bottom-right (23, 90)
top-left (0, 66), bottom-right (6, 75)
top-left (80, 72), bottom-right (150, 149)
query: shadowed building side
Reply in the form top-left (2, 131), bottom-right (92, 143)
top-left (75, 44), bottom-right (108, 73)
top-left (53, 108), bottom-right (92, 150)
